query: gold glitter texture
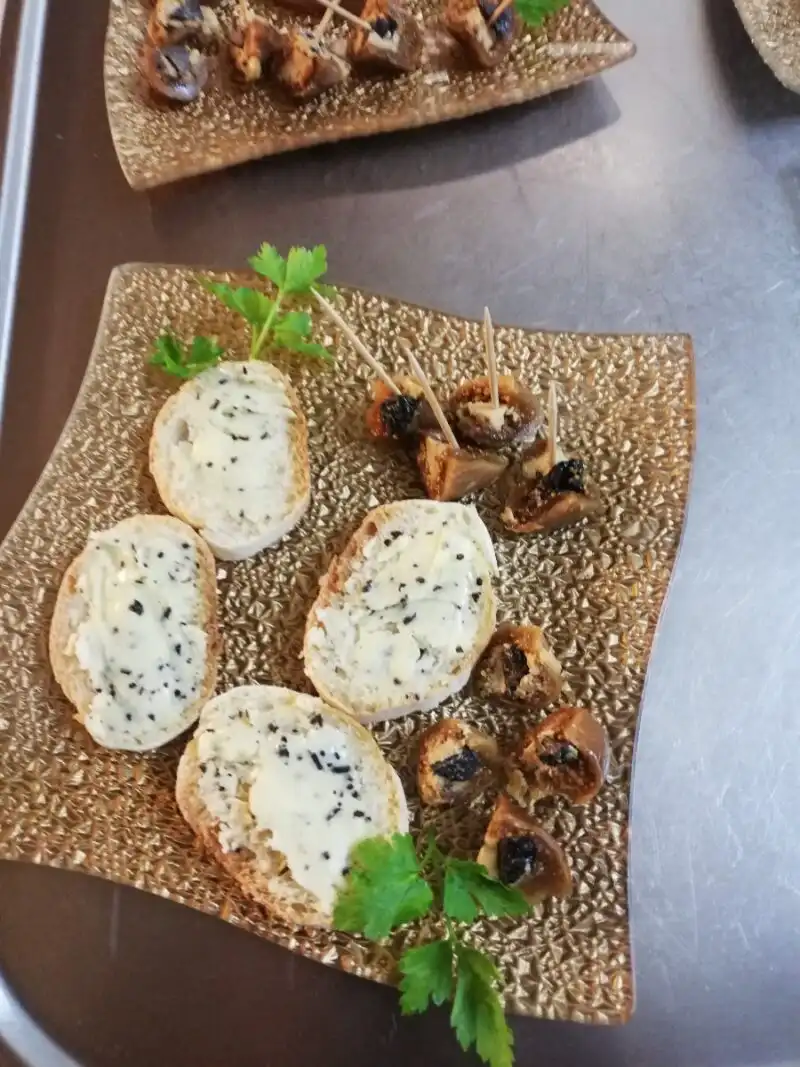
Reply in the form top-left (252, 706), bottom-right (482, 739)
top-left (0, 266), bottom-right (694, 1024)
top-left (734, 0), bottom-right (800, 91)
top-left (104, 0), bottom-right (636, 189)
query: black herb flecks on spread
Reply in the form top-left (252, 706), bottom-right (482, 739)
top-left (194, 688), bottom-right (391, 910)
top-left (306, 501), bottom-right (497, 717)
top-left (75, 527), bottom-right (206, 749)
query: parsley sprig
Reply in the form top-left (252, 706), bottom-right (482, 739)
top-left (203, 242), bottom-right (332, 362)
top-left (516, 0), bottom-right (571, 27)
top-left (334, 833), bottom-right (529, 1067)
top-left (149, 242), bottom-right (333, 379)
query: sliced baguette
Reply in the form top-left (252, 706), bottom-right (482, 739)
top-left (149, 360), bottom-right (310, 561)
top-left (304, 499), bottom-right (498, 724)
top-left (49, 514), bottom-right (218, 751)
top-left (176, 684), bottom-right (408, 928)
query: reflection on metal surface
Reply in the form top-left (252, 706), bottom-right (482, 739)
top-left (0, 264), bottom-right (694, 1027)
top-left (0, 970), bottom-right (79, 1067)
top-left (0, 0), bottom-right (48, 422)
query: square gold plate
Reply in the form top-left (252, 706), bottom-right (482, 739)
top-left (104, 0), bottom-right (635, 189)
top-left (733, 0), bottom-right (800, 91)
top-left (0, 265), bottom-right (694, 1024)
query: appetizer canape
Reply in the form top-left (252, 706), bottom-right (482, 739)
top-left (502, 383), bottom-right (602, 534)
top-left (477, 794), bottom-right (572, 902)
top-left (143, 43), bottom-right (211, 103)
top-left (417, 433), bottom-right (508, 502)
top-left (366, 376), bottom-right (435, 439)
top-left (417, 718), bottom-right (499, 806)
top-left (230, 10), bottom-right (288, 82)
top-left (147, 0), bottom-right (221, 48)
top-left (276, 29), bottom-right (351, 100)
top-left (474, 622), bottom-right (562, 708)
top-left (449, 309), bottom-right (540, 448)
top-left (348, 0), bottom-right (424, 73)
top-left (443, 0), bottom-right (520, 68)
top-left (513, 706), bottom-right (610, 805)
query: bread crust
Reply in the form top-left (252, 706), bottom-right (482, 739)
top-left (175, 685), bottom-right (408, 928)
top-left (303, 501), bottom-right (497, 723)
top-left (149, 361), bottom-right (310, 561)
top-left (49, 514), bottom-right (219, 751)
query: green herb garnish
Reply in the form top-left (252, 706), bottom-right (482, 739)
top-left (149, 333), bottom-right (225, 379)
top-left (334, 833), bottom-right (528, 1067)
top-left (150, 242), bottom-right (333, 379)
top-left (204, 242), bottom-right (332, 362)
top-left (515, 0), bottom-right (571, 27)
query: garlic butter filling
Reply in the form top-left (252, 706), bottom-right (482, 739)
top-left (167, 362), bottom-right (296, 538)
top-left (72, 528), bottom-right (206, 748)
top-left (195, 689), bottom-right (395, 911)
top-left (306, 501), bottom-right (497, 711)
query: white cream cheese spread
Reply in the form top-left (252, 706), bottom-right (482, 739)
top-left (194, 686), bottom-right (402, 912)
top-left (72, 524), bottom-right (207, 749)
top-left (162, 361), bottom-right (298, 547)
top-left (306, 500), bottom-right (498, 715)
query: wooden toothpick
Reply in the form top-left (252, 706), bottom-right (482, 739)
top-left (487, 0), bottom-right (513, 26)
top-left (315, 0), bottom-right (373, 34)
top-left (312, 4), bottom-right (337, 46)
top-left (547, 380), bottom-right (559, 470)
top-left (311, 288), bottom-right (399, 393)
top-left (483, 306), bottom-right (500, 410)
top-left (398, 339), bottom-right (460, 451)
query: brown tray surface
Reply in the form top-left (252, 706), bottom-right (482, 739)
top-left (105, 0), bottom-right (635, 189)
top-left (0, 265), bottom-right (694, 1024)
top-left (733, 0), bottom-right (800, 91)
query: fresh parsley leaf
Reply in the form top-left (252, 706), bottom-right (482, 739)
top-left (443, 859), bottom-right (530, 923)
top-left (451, 945), bottom-right (513, 1067)
top-left (333, 834), bottom-right (433, 941)
top-left (248, 243), bottom-right (286, 287)
top-left (149, 333), bottom-right (223, 379)
top-left (514, 0), bottom-right (571, 28)
top-left (275, 310), bottom-right (312, 338)
top-left (203, 281), bottom-right (273, 328)
top-left (399, 940), bottom-right (454, 1014)
top-left (283, 245), bottom-right (327, 295)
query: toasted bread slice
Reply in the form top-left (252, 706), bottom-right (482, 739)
top-left (304, 500), bottom-right (498, 724)
top-left (477, 795), bottom-right (572, 903)
top-left (149, 361), bottom-right (310, 561)
top-left (49, 515), bottom-right (219, 751)
top-left (417, 717), bottom-right (499, 806)
top-left (176, 685), bottom-right (408, 927)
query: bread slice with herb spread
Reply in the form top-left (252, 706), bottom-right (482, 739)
top-left (49, 515), bottom-right (219, 751)
top-left (149, 360), bottom-right (310, 561)
top-left (176, 684), bottom-right (408, 927)
top-left (304, 500), bottom-right (498, 724)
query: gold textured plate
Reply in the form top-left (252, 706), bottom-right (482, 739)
top-left (733, 0), bottom-right (800, 90)
top-left (104, 0), bottom-right (635, 189)
top-left (0, 265), bottom-right (694, 1024)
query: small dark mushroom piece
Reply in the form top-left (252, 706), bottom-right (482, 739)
top-left (275, 30), bottom-right (350, 101)
top-left (148, 0), bottom-right (221, 47)
top-left (513, 706), bottom-right (610, 805)
top-left (230, 16), bottom-right (288, 82)
top-left (449, 374), bottom-right (540, 449)
top-left (417, 433), bottom-right (508, 502)
top-left (477, 795), bottom-right (572, 903)
top-left (501, 437), bottom-right (603, 535)
top-left (348, 0), bottom-right (424, 73)
top-left (443, 0), bottom-right (519, 68)
top-left (418, 718), bottom-right (499, 807)
top-left (143, 44), bottom-right (210, 104)
top-left (365, 376), bottom-right (442, 439)
top-left (474, 622), bottom-right (562, 709)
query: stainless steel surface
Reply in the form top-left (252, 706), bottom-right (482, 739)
top-left (0, 1), bottom-right (799, 1065)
